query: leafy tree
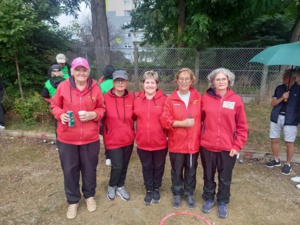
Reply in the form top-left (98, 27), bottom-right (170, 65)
top-left (128, 0), bottom-right (293, 48)
top-left (0, 0), bottom-right (43, 98)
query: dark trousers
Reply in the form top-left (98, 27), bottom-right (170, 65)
top-left (57, 140), bottom-right (100, 204)
top-left (107, 144), bottom-right (134, 187)
top-left (137, 148), bottom-right (168, 191)
top-left (0, 103), bottom-right (5, 126)
top-left (169, 151), bottom-right (199, 196)
top-left (200, 147), bottom-right (236, 204)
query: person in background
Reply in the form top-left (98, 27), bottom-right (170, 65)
top-left (134, 71), bottom-right (168, 205)
top-left (41, 64), bottom-right (66, 99)
top-left (200, 68), bottom-right (248, 219)
top-left (0, 77), bottom-right (5, 129)
top-left (41, 64), bottom-right (66, 144)
top-left (160, 68), bottom-right (201, 209)
top-left (102, 70), bottom-right (135, 202)
top-left (51, 57), bottom-right (106, 219)
top-left (48, 53), bottom-right (71, 79)
top-left (99, 65), bottom-right (115, 166)
top-left (265, 69), bottom-right (300, 175)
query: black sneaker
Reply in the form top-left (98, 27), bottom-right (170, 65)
top-left (282, 164), bottom-right (292, 175)
top-left (265, 159), bottom-right (281, 168)
top-left (173, 195), bottom-right (181, 209)
top-left (186, 195), bottom-right (195, 209)
top-left (144, 190), bottom-right (153, 205)
top-left (153, 189), bottom-right (160, 203)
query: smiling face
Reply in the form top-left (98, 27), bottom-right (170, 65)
top-left (176, 71), bottom-right (192, 94)
top-left (72, 66), bottom-right (90, 83)
top-left (143, 78), bottom-right (157, 96)
top-left (213, 72), bottom-right (229, 92)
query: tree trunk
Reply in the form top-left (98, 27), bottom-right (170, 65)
top-left (15, 53), bottom-right (23, 99)
top-left (290, 15), bottom-right (300, 42)
top-left (177, 0), bottom-right (185, 47)
top-left (91, 0), bottom-right (110, 75)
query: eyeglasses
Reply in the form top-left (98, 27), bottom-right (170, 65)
top-left (214, 78), bottom-right (227, 83)
top-left (114, 79), bottom-right (126, 84)
top-left (178, 78), bottom-right (191, 83)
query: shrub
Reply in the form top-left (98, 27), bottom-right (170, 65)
top-left (12, 92), bottom-right (52, 125)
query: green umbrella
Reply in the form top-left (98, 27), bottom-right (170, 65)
top-left (249, 42), bottom-right (300, 66)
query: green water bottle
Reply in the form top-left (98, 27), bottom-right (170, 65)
top-left (67, 111), bottom-right (75, 127)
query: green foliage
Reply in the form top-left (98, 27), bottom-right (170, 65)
top-left (12, 92), bottom-right (51, 125)
top-left (128, 0), bottom-right (294, 48)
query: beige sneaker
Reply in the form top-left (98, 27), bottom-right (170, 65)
top-left (67, 203), bottom-right (79, 219)
top-left (86, 197), bottom-right (97, 212)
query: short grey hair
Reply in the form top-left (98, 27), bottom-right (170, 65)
top-left (142, 70), bottom-right (159, 83)
top-left (207, 68), bottom-right (235, 88)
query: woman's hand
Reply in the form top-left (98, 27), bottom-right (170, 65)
top-left (60, 113), bottom-right (70, 124)
top-left (229, 148), bottom-right (238, 157)
top-left (79, 111), bottom-right (97, 122)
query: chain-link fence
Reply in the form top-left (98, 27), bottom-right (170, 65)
top-left (67, 46), bottom-right (286, 103)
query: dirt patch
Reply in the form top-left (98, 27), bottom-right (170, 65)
top-left (1, 136), bottom-right (300, 225)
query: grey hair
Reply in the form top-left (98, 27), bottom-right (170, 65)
top-left (207, 68), bottom-right (235, 88)
top-left (142, 70), bottom-right (159, 83)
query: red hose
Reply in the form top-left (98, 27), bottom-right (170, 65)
top-left (160, 211), bottom-right (212, 225)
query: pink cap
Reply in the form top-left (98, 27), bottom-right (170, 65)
top-left (71, 57), bottom-right (90, 69)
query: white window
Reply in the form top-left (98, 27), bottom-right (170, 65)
top-left (124, 43), bottom-right (132, 48)
top-left (125, 53), bottom-right (131, 59)
top-left (124, 0), bottom-right (130, 5)
top-left (124, 10), bottom-right (131, 16)
top-left (146, 58), bottom-right (153, 62)
top-left (124, 33), bottom-right (131, 38)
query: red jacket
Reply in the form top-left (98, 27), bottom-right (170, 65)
top-left (201, 88), bottom-right (248, 152)
top-left (103, 89), bottom-right (135, 149)
top-left (51, 77), bottom-right (105, 145)
top-left (160, 87), bottom-right (202, 154)
top-left (134, 89), bottom-right (167, 151)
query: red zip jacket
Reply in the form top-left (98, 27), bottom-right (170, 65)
top-left (134, 89), bottom-right (167, 151)
top-left (51, 76), bottom-right (106, 145)
top-left (103, 89), bottom-right (135, 149)
top-left (160, 87), bottom-right (201, 154)
top-left (201, 88), bottom-right (248, 152)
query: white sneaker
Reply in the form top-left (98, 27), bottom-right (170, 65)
top-left (106, 159), bottom-right (111, 166)
top-left (0, 125), bottom-right (5, 129)
top-left (296, 184), bottom-right (300, 189)
top-left (291, 176), bottom-right (300, 183)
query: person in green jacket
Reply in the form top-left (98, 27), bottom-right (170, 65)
top-left (100, 65), bottom-right (115, 94)
top-left (99, 65), bottom-right (115, 166)
top-left (41, 64), bottom-right (66, 99)
top-left (56, 53), bottom-right (71, 79)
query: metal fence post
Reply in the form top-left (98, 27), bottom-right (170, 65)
top-left (133, 42), bottom-right (139, 91)
top-left (260, 65), bottom-right (268, 103)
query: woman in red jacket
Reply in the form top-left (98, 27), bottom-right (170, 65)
top-left (200, 68), bottom-right (248, 219)
top-left (102, 70), bottom-right (135, 202)
top-left (134, 71), bottom-right (168, 205)
top-left (160, 68), bottom-right (201, 209)
top-left (51, 57), bottom-right (106, 219)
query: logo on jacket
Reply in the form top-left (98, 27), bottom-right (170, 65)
top-left (174, 103), bottom-right (181, 106)
top-left (193, 99), bottom-right (198, 104)
top-left (89, 96), bottom-right (96, 101)
top-left (223, 101), bottom-right (235, 109)
top-left (126, 104), bottom-right (132, 108)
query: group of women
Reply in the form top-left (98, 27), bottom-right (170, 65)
top-left (51, 57), bottom-right (248, 220)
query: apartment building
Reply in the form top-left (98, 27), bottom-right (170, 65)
top-left (106, 0), bottom-right (144, 62)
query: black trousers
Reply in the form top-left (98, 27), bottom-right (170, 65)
top-left (57, 140), bottom-right (100, 204)
top-left (0, 103), bottom-right (5, 126)
top-left (169, 151), bottom-right (199, 196)
top-left (107, 144), bottom-right (134, 187)
top-left (137, 148), bottom-right (168, 191)
top-left (200, 147), bottom-right (236, 204)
